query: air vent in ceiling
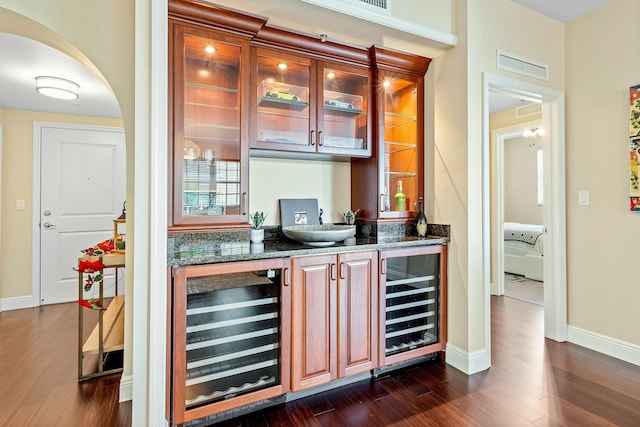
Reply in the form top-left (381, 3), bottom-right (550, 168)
top-left (497, 50), bottom-right (549, 81)
top-left (516, 103), bottom-right (542, 118)
top-left (358, 0), bottom-right (388, 10)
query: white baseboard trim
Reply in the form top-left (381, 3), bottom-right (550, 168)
top-left (0, 295), bottom-right (35, 311)
top-left (445, 343), bottom-right (490, 374)
top-left (119, 374), bottom-right (133, 402)
top-left (568, 325), bottom-right (640, 367)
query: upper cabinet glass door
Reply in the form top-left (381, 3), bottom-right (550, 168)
top-left (171, 24), bottom-right (249, 227)
top-left (253, 49), bottom-right (313, 152)
top-left (379, 73), bottom-right (422, 217)
top-left (318, 64), bottom-right (370, 156)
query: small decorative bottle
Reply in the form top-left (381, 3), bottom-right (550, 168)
top-left (416, 197), bottom-right (428, 237)
top-left (394, 180), bottom-right (406, 211)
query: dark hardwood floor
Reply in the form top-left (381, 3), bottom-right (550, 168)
top-left (2, 295), bottom-right (640, 426)
top-left (0, 301), bottom-right (131, 426)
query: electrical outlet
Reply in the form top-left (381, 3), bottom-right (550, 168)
top-left (16, 199), bottom-right (25, 211)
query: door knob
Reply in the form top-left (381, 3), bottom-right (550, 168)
top-left (43, 222), bottom-right (57, 229)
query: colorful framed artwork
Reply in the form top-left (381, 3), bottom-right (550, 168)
top-left (631, 85), bottom-right (640, 138)
top-left (631, 138), bottom-right (640, 211)
top-left (630, 85), bottom-right (640, 211)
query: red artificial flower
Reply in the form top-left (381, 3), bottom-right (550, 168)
top-left (97, 239), bottom-right (114, 252)
top-left (78, 298), bottom-right (106, 310)
top-left (78, 259), bottom-right (105, 273)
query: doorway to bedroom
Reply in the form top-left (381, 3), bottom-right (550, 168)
top-left (499, 122), bottom-right (545, 306)
top-left (484, 72), bottom-right (568, 349)
top-left (502, 125), bottom-right (544, 306)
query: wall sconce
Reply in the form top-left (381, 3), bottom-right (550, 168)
top-left (523, 127), bottom-right (544, 138)
top-left (35, 76), bottom-right (79, 100)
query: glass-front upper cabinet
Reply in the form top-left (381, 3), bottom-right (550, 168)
top-left (379, 72), bottom-right (422, 217)
top-left (318, 63), bottom-right (370, 156)
top-left (253, 49), bottom-right (313, 152)
top-left (251, 47), bottom-right (371, 157)
top-left (350, 46), bottom-right (429, 222)
top-left (169, 22), bottom-right (250, 228)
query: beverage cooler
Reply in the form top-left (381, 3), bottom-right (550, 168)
top-left (379, 245), bottom-right (447, 367)
top-left (170, 258), bottom-right (291, 426)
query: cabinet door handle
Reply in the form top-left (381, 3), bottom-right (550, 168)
top-left (241, 193), bottom-right (247, 215)
top-left (381, 258), bottom-right (386, 275)
top-left (340, 262), bottom-right (345, 280)
top-left (310, 130), bottom-right (316, 146)
top-left (283, 268), bottom-right (290, 286)
top-left (380, 194), bottom-right (386, 212)
top-left (318, 130), bottom-right (323, 146)
top-left (331, 263), bottom-right (336, 281)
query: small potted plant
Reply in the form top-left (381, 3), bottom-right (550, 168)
top-left (249, 211), bottom-right (267, 243)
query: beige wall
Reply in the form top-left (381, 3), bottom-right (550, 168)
top-left (249, 158), bottom-right (350, 226)
top-left (207, 0), bottom-right (454, 59)
top-left (504, 136), bottom-right (543, 224)
top-left (432, 0), bottom-right (565, 355)
top-left (566, 0), bottom-right (640, 345)
top-left (0, 109), bottom-right (122, 300)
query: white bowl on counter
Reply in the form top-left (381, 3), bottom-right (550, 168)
top-left (282, 224), bottom-right (356, 247)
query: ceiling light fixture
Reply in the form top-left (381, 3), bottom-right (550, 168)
top-left (523, 127), bottom-right (544, 138)
top-left (35, 76), bottom-right (79, 100)
top-left (203, 45), bottom-right (216, 54)
top-left (277, 62), bottom-right (288, 70)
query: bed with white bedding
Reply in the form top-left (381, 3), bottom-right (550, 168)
top-left (504, 222), bottom-right (544, 281)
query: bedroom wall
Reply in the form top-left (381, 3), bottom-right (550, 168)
top-left (565, 0), bottom-right (640, 347)
top-left (504, 136), bottom-right (543, 224)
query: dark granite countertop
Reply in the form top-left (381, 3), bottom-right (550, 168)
top-left (168, 223), bottom-right (449, 267)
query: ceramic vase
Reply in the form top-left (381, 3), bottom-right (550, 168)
top-left (250, 228), bottom-right (264, 243)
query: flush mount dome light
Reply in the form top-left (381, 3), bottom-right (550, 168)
top-left (35, 76), bottom-right (79, 100)
top-left (523, 127), bottom-right (544, 138)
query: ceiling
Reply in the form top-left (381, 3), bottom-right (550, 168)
top-left (0, 0), bottom-right (612, 119)
top-left (0, 33), bottom-right (120, 118)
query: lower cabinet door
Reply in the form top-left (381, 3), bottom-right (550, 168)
top-left (338, 250), bottom-right (378, 377)
top-left (291, 250), bottom-right (378, 392)
top-left (290, 254), bottom-right (337, 391)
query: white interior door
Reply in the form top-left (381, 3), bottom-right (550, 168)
top-left (40, 125), bottom-right (125, 305)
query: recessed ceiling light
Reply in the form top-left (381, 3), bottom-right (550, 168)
top-left (204, 45), bottom-right (216, 54)
top-left (277, 62), bottom-right (288, 70)
top-left (35, 76), bottom-right (79, 100)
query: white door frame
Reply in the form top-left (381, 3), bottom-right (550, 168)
top-left (31, 121), bottom-right (126, 306)
top-left (490, 119), bottom-right (542, 296)
top-left (482, 73), bottom-right (567, 364)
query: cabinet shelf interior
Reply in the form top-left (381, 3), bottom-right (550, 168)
top-left (185, 81), bottom-right (239, 93)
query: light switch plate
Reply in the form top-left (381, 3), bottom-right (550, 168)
top-left (578, 190), bottom-right (590, 205)
top-left (16, 199), bottom-right (25, 211)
